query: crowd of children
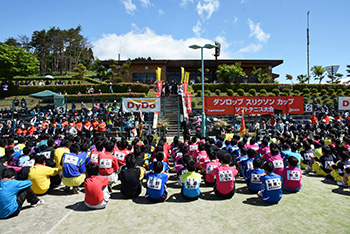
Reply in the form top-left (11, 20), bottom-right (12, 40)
top-left (1, 128), bottom-right (350, 219)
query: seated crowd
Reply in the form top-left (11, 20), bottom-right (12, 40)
top-left (1, 120), bottom-right (349, 219)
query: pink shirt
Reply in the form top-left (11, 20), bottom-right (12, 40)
top-left (212, 165), bottom-right (238, 194)
top-left (204, 160), bottom-right (221, 183)
top-left (258, 146), bottom-right (270, 159)
top-left (188, 143), bottom-right (199, 158)
top-left (282, 166), bottom-right (302, 190)
top-left (266, 154), bottom-right (284, 176)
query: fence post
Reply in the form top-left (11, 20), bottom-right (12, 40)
top-left (65, 98), bottom-right (68, 114)
top-left (233, 115), bottom-right (236, 136)
top-left (11, 99), bottom-right (14, 128)
top-left (163, 96), bottom-right (166, 119)
top-left (120, 98), bottom-right (123, 137)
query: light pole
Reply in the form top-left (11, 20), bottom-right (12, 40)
top-left (189, 43), bottom-right (217, 137)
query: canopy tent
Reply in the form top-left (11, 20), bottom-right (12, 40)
top-left (29, 90), bottom-right (65, 107)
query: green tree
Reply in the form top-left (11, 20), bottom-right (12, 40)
top-left (4, 37), bottom-right (21, 47)
top-left (73, 63), bottom-right (87, 79)
top-left (327, 73), bottom-right (343, 84)
top-left (347, 65), bottom-right (350, 77)
top-left (92, 59), bottom-right (108, 79)
top-left (311, 65), bottom-right (326, 84)
top-left (251, 67), bottom-right (272, 83)
top-left (217, 63), bottom-right (246, 83)
top-left (296, 74), bottom-right (308, 84)
top-left (107, 59), bottom-right (131, 82)
top-left (286, 74), bottom-right (293, 84)
top-left (0, 44), bottom-right (39, 78)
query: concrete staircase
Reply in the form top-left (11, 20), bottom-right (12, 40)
top-left (160, 96), bottom-right (181, 138)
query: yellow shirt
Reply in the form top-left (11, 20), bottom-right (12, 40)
top-left (28, 165), bottom-right (59, 195)
top-left (0, 147), bottom-right (5, 157)
top-left (54, 147), bottom-right (70, 171)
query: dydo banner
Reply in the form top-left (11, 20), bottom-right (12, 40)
top-left (338, 96), bottom-right (350, 110)
top-left (122, 98), bottom-right (161, 113)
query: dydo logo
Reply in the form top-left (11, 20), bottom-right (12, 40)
top-left (342, 98), bottom-right (350, 107)
top-left (127, 99), bottom-right (156, 110)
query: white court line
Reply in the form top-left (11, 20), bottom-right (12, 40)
top-left (47, 202), bottom-right (81, 234)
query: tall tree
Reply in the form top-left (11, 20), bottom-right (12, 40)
top-left (347, 65), bottom-right (350, 77)
top-left (251, 67), bottom-right (272, 83)
top-left (217, 63), bottom-right (246, 83)
top-left (311, 65), bottom-right (326, 84)
top-left (107, 59), bottom-right (131, 82)
top-left (286, 74), bottom-right (293, 84)
top-left (326, 73), bottom-right (343, 84)
top-left (0, 44), bottom-right (39, 78)
top-left (296, 74), bottom-right (308, 84)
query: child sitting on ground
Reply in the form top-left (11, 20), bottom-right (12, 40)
top-left (258, 161), bottom-right (282, 204)
top-left (247, 158), bottom-right (264, 193)
top-left (84, 163), bottom-right (110, 209)
top-left (203, 151), bottom-right (221, 186)
top-left (311, 145), bottom-right (334, 176)
top-left (180, 160), bottom-right (201, 200)
top-left (282, 156), bottom-right (303, 192)
top-left (212, 153), bottom-right (238, 199)
top-left (145, 161), bottom-right (168, 202)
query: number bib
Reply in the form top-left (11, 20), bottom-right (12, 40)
top-left (185, 178), bottom-right (199, 189)
top-left (41, 151), bottom-right (51, 159)
top-left (23, 160), bottom-right (35, 167)
top-left (206, 165), bottom-right (217, 174)
top-left (115, 152), bottom-right (126, 161)
top-left (273, 160), bottom-right (284, 169)
top-left (303, 152), bottom-right (313, 161)
top-left (219, 170), bottom-right (233, 181)
top-left (64, 155), bottom-right (79, 165)
top-left (251, 174), bottom-right (261, 183)
top-left (247, 162), bottom-right (254, 170)
top-left (266, 178), bottom-right (282, 191)
top-left (90, 153), bottom-right (99, 163)
top-left (287, 170), bottom-right (301, 181)
top-left (99, 159), bottom-right (112, 168)
top-left (324, 161), bottom-right (334, 168)
top-left (147, 177), bottom-right (162, 190)
top-left (189, 145), bottom-right (198, 151)
top-left (14, 146), bottom-right (20, 152)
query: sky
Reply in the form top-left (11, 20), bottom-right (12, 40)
top-left (0, 0), bottom-right (349, 83)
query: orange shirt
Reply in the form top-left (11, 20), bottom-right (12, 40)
top-left (84, 122), bottom-right (92, 131)
top-left (61, 121), bottom-right (68, 128)
top-left (28, 127), bottom-right (36, 136)
top-left (76, 122), bottom-right (83, 132)
top-left (322, 115), bottom-right (329, 124)
top-left (310, 116), bottom-right (318, 124)
top-left (98, 122), bottom-right (106, 132)
top-left (92, 120), bottom-right (99, 130)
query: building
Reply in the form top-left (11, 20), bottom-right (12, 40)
top-left (101, 59), bottom-right (283, 83)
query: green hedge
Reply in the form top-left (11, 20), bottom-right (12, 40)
top-left (8, 83), bottom-right (154, 96)
top-left (191, 83), bottom-right (349, 94)
top-left (1, 76), bottom-right (74, 80)
top-left (65, 93), bottom-right (145, 99)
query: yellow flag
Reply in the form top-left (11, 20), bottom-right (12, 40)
top-left (156, 67), bottom-right (161, 81)
top-left (181, 67), bottom-right (185, 84)
top-left (185, 72), bottom-right (190, 83)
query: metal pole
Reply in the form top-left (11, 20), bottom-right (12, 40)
top-left (259, 114), bottom-right (262, 139)
top-left (177, 95), bottom-right (180, 138)
top-left (201, 47), bottom-right (206, 137)
top-left (307, 11), bottom-right (310, 83)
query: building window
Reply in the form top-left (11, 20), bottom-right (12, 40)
top-left (133, 73), bottom-right (156, 81)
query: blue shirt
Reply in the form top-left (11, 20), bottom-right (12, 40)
top-left (0, 179), bottom-right (32, 218)
top-left (247, 168), bottom-right (265, 192)
top-left (242, 157), bottom-right (255, 180)
top-left (149, 161), bottom-right (169, 173)
top-left (146, 172), bottom-right (168, 199)
top-left (60, 152), bottom-right (86, 178)
top-left (283, 151), bottom-right (302, 168)
top-left (260, 172), bottom-right (282, 203)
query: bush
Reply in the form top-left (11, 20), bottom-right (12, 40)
top-left (302, 88), bottom-right (310, 94)
top-left (328, 88), bottom-right (335, 95)
top-left (259, 89), bottom-right (267, 96)
top-left (345, 89), bottom-right (350, 96)
top-left (215, 89), bottom-right (221, 96)
top-left (248, 88), bottom-right (257, 96)
top-left (316, 97), bottom-right (322, 103)
top-left (337, 89), bottom-right (343, 95)
top-left (293, 90), bottom-right (300, 96)
top-left (115, 77), bottom-right (123, 83)
top-left (282, 88), bottom-right (291, 96)
top-left (247, 94), bottom-right (253, 97)
top-left (237, 88), bottom-right (245, 96)
top-left (227, 89), bottom-right (234, 96)
top-left (192, 101), bottom-right (196, 108)
top-left (269, 93), bottom-right (276, 97)
top-left (204, 90), bottom-right (211, 96)
top-left (311, 88), bottom-right (318, 94)
top-left (280, 92), bottom-right (288, 96)
top-left (197, 90), bottom-right (202, 97)
top-left (320, 89), bottom-right (327, 96)
top-left (272, 88), bottom-right (280, 96)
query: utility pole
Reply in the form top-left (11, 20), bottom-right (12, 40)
top-left (307, 11), bottom-right (310, 83)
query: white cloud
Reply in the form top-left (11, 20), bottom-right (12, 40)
top-left (248, 19), bottom-right (270, 43)
top-left (240, 0), bottom-right (247, 4)
top-left (180, 0), bottom-right (194, 8)
top-left (196, 0), bottom-right (220, 20)
top-left (92, 25), bottom-right (230, 60)
top-left (121, 0), bottom-right (136, 15)
top-left (139, 0), bottom-right (151, 8)
top-left (192, 20), bottom-right (202, 38)
top-left (158, 8), bottom-right (164, 15)
top-left (235, 43), bottom-right (262, 55)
